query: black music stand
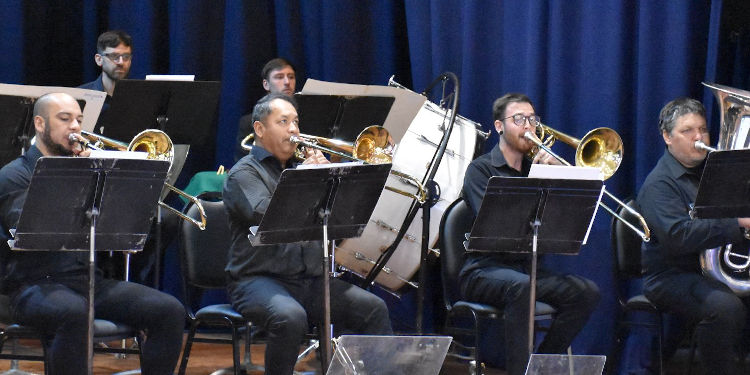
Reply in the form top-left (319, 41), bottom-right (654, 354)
top-left (101, 79), bottom-right (220, 147)
top-left (0, 94), bottom-right (35, 167)
top-left (11, 157), bottom-right (169, 375)
top-left (467, 176), bottom-right (602, 355)
top-left (691, 149), bottom-right (750, 219)
top-left (248, 163), bottom-right (391, 370)
top-left (294, 93), bottom-right (395, 140)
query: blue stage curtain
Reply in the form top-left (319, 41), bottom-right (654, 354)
top-left (1, 1), bottom-right (746, 373)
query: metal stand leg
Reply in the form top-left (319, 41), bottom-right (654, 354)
top-left (528, 219), bottom-right (540, 356)
top-left (320, 214), bottom-right (332, 371)
top-left (86, 208), bottom-right (99, 375)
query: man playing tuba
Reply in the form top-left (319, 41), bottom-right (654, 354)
top-left (638, 97), bottom-right (750, 375)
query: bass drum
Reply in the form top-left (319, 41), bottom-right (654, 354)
top-left (336, 100), bottom-right (481, 293)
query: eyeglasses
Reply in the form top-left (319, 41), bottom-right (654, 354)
top-left (101, 53), bottom-right (132, 63)
top-left (501, 113), bottom-right (540, 127)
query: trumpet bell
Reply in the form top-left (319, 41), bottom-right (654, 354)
top-left (577, 127), bottom-right (623, 180)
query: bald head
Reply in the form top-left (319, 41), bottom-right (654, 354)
top-left (33, 93), bottom-right (83, 156)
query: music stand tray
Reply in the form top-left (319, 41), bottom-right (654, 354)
top-left (692, 149), bottom-right (750, 219)
top-left (249, 163), bottom-right (391, 245)
top-left (13, 157), bottom-right (169, 251)
top-left (102, 79), bottom-right (221, 147)
top-left (468, 177), bottom-right (603, 254)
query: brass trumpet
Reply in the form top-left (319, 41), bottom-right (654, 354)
top-left (70, 130), bottom-right (207, 230)
top-left (523, 125), bottom-right (651, 242)
top-left (242, 126), bottom-right (426, 203)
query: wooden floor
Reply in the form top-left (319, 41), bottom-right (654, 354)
top-left (0, 333), bottom-right (506, 375)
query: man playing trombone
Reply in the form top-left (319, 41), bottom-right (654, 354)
top-left (460, 93), bottom-right (600, 375)
top-left (0, 93), bottom-right (185, 375)
top-left (223, 93), bottom-right (392, 375)
top-left (638, 97), bottom-right (750, 374)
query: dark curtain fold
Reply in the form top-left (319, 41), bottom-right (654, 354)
top-left (1, 1), bottom-right (746, 373)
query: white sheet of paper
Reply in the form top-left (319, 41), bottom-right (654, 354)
top-left (145, 75), bottom-right (195, 81)
top-left (528, 164), bottom-right (602, 180)
top-left (528, 164), bottom-right (604, 245)
top-left (88, 150), bottom-right (148, 159)
top-left (294, 161), bottom-right (365, 170)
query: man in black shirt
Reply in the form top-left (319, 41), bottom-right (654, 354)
top-left (0, 93), bottom-right (184, 375)
top-left (223, 93), bottom-right (392, 375)
top-left (461, 93), bottom-right (600, 375)
top-left (637, 97), bottom-right (750, 375)
top-left (79, 30), bottom-right (133, 100)
top-left (235, 58), bottom-right (297, 162)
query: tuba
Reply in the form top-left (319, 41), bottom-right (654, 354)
top-left (698, 82), bottom-right (750, 295)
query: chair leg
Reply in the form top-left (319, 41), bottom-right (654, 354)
top-left (178, 323), bottom-right (198, 375)
top-left (231, 325), bottom-right (242, 375)
top-left (471, 310), bottom-right (482, 375)
top-left (655, 314), bottom-right (664, 375)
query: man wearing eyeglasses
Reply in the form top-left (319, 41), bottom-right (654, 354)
top-left (79, 30), bottom-right (133, 99)
top-left (460, 93), bottom-right (600, 375)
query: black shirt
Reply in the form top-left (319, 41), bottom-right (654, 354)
top-left (223, 145), bottom-right (323, 280)
top-left (637, 149), bottom-right (745, 276)
top-left (0, 146), bottom-right (88, 291)
top-left (460, 145), bottom-right (532, 278)
top-left (78, 74), bottom-right (111, 131)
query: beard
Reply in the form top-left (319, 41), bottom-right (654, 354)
top-left (40, 122), bottom-right (74, 156)
top-left (103, 66), bottom-right (129, 82)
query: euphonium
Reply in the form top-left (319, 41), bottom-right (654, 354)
top-left (697, 82), bottom-right (750, 295)
top-left (70, 129), bottom-right (207, 230)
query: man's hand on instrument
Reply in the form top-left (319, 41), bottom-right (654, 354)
top-left (533, 149), bottom-right (561, 165)
top-left (302, 149), bottom-right (329, 165)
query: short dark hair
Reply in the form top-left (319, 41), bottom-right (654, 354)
top-left (251, 93), bottom-right (298, 124)
top-left (96, 30), bottom-right (132, 53)
top-left (261, 58), bottom-right (295, 81)
top-left (658, 97), bottom-right (706, 136)
top-left (492, 93), bottom-right (534, 122)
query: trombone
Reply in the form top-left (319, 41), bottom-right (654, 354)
top-left (70, 129), bottom-right (207, 230)
top-left (523, 125), bottom-right (651, 242)
top-left (241, 126), bottom-right (427, 203)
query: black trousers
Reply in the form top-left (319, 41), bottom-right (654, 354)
top-left (228, 275), bottom-right (393, 375)
top-left (645, 270), bottom-right (747, 375)
top-left (461, 265), bottom-right (600, 375)
top-left (10, 273), bottom-right (185, 375)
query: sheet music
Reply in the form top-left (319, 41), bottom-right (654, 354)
top-left (295, 161), bottom-right (364, 170)
top-left (529, 164), bottom-right (602, 180)
top-left (145, 75), bottom-right (195, 81)
top-left (88, 150), bottom-right (148, 159)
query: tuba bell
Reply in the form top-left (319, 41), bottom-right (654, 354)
top-left (698, 82), bottom-right (750, 295)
